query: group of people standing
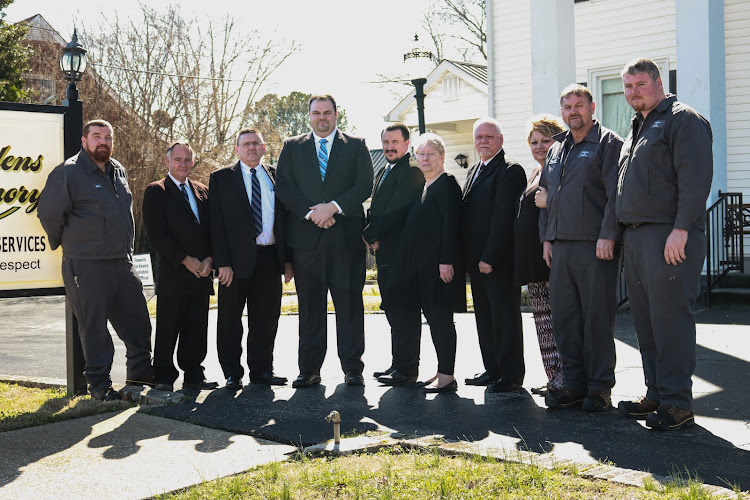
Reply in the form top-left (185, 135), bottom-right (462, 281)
top-left (37, 57), bottom-right (712, 432)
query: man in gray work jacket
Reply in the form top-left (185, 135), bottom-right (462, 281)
top-left (38, 119), bottom-right (154, 401)
top-left (538, 84), bottom-right (623, 412)
top-left (616, 58), bottom-right (712, 431)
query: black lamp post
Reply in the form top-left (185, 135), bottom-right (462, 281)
top-left (404, 35), bottom-right (438, 135)
top-left (60, 28), bottom-right (88, 395)
top-left (61, 28), bottom-right (87, 159)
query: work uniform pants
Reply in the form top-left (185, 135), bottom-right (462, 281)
top-left (624, 224), bottom-right (705, 411)
top-left (62, 257), bottom-right (153, 394)
top-left (549, 241), bottom-right (619, 394)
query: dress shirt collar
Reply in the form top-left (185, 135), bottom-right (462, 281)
top-left (168, 173), bottom-right (189, 188)
top-left (239, 160), bottom-right (262, 173)
top-left (478, 149), bottom-right (501, 167)
top-left (313, 129), bottom-right (337, 147)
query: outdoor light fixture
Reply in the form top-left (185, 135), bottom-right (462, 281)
top-left (404, 34), bottom-right (438, 135)
top-left (60, 28), bottom-right (87, 83)
top-left (455, 153), bottom-right (469, 169)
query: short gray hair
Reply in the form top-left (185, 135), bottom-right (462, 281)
top-left (473, 117), bottom-right (502, 137)
top-left (166, 140), bottom-right (193, 159)
top-left (413, 132), bottom-right (446, 156)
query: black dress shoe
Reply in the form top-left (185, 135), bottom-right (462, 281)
top-left (225, 377), bottom-right (243, 390)
top-left (292, 373), bottom-right (321, 388)
top-left (377, 371), bottom-right (417, 386)
top-left (183, 380), bottom-right (219, 390)
top-left (345, 372), bottom-right (365, 386)
top-left (373, 366), bottom-right (395, 378)
top-left (423, 379), bottom-right (458, 394)
top-left (487, 379), bottom-right (523, 393)
top-left (250, 372), bottom-right (288, 385)
top-left (91, 386), bottom-right (121, 401)
top-left (464, 372), bottom-right (494, 386)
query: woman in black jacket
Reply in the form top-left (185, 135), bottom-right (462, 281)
top-left (515, 114), bottom-right (566, 395)
top-left (401, 133), bottom-right (463, 393)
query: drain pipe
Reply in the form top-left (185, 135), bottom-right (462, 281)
top-left (325, 410), bottom-right (341, 444)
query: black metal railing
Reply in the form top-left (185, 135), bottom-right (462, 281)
top-left (705, 191), bottom-right (745, 307)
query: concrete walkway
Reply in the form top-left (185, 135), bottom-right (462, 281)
top-left (0, 408), bottom-right (295, 500)
top-left (1, 294), bottom-right (749, 497)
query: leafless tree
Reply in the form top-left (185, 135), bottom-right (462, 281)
top-left (79, 4), bottom-right (297, 250)
top-left (422, 0), bottom-right (486, 62)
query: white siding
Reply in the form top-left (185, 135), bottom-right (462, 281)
top-left (725, 0), bottom-right (750, 197)
top-left (575, 0), bottom-right (677, 82)
top-left (493, 0), bottom-right (536, 172)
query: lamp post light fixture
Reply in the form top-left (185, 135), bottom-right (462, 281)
top-left (60, 27), bottom-right (89, 396)
top-left (60, 28), bottom-right (88, 101)
top-left (454, 153), bottom-right (469, 169)
top-left (404, 34), bottom-right (438, 135)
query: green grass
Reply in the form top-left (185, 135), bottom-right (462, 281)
top-left (146, 278), bottom-right (526, 317)
top-left (155, 446), bottom-right (731, 500)
top-left (0, 382), bottom-right (134, 432)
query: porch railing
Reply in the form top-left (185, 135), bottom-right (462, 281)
top-left (705, 191), bottom-right (745, 308)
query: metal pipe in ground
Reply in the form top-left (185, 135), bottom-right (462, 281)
top-left (325, 411), bottom-right (341, 444)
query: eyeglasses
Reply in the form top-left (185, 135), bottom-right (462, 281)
top-left (240, 141), bottom-right (263, 149)
top-left (417, 151), bottom-right (439, 159)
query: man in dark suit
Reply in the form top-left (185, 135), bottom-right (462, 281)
top-left (276, 95), bottom-right (373, 388)
top-left (142, 141), bottom-right (218, 392)
top-left (363, 124), bottom-right (425, 386)
top-left (462, 117), bottom-right (527, 392)
top-left (209, 128), bottom-right (290, 390)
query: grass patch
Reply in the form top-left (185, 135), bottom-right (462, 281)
top-left (147, 279), bottom-right (526, 317)
top-left (0, 383), bottom-right (134, 433)
top-left (155, 446), bottom-right (727, 499)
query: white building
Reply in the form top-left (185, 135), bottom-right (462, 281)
top-left (385, 60), bottom-right (488, 184)
top-left (488, 0), bottom-right (749, 262)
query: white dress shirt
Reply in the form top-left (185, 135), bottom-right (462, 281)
top-left (168, 173), bottom-right (199, 222)
top-left (239, 162), bottom-right (276, 246)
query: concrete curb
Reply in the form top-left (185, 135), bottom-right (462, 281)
top-left (0, 375), bottom-right (65, 390)
top-left (303, 434), bottom-right (745, 499)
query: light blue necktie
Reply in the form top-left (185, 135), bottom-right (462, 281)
top-left (180, 183), bottom-right (199, 221)
top-left (318, 138), bottom-right (329, 180)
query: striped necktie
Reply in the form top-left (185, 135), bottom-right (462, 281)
top-left (318, 138), bottom-right (329, 180)
top-left (250, 168), bottom-right (263, 237)
top-left (180, 183), bottom-right (189, 201)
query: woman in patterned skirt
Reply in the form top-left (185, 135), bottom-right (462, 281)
top-left (514, 115), bottom-right (566, 395)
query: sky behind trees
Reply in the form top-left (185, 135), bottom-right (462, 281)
top-left (6, 0), bottom-right (460, 146)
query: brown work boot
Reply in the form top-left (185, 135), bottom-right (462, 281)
top-left (645, 405), bottom-right (695, 431)
top-left (545, 387), bottom-right (584, 409)
top-left (618, 396), bottom-right (659, 419)
top-left (582, 391), bottom-right (613, 412)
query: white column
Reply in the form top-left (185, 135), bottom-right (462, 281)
top-left (676, 0), bottom-right (727, 203)
top-left (529, 0), bottom-right (576, 115)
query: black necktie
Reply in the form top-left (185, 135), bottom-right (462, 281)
top-left (180, 183), bottom-right (189, 201)
top-left (250, 168), bottom-right (263, 237)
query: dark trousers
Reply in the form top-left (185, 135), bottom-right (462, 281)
top-left (469, 269), bottom-right (524, 383)
top-left (153, 290), bottom-right (210, 385)
top-left (624, 224), bottom-right (705, 411)
top-left (293, 232), bottom-right (366, 375)
top-left (549, 240), bottom-right (620, 394)
top-left (418, 271), bottom-right (457, 376)
top-left (216, 245), bottom-right (281, 380)
top-left (377, 260), bottom-right (422, 377)
top-left (62, 257), bottom-right (153, 394)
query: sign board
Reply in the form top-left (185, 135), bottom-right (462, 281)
top-left (0, 107), bottom-right (65, 291)
top-left (132, 253), bottom-right (154, 286)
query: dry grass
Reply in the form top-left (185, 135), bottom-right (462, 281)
top-left (0, 383), bottom-right (134, 433)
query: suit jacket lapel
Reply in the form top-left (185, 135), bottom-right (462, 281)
top-left (231, 162), bottom-right (253, 218)
top-left (165, 176), bottom-right (195, 219)
top-left (324, 131), bottom-right (344, 182)
top-left (463, 162), bottom-right (481, 197)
